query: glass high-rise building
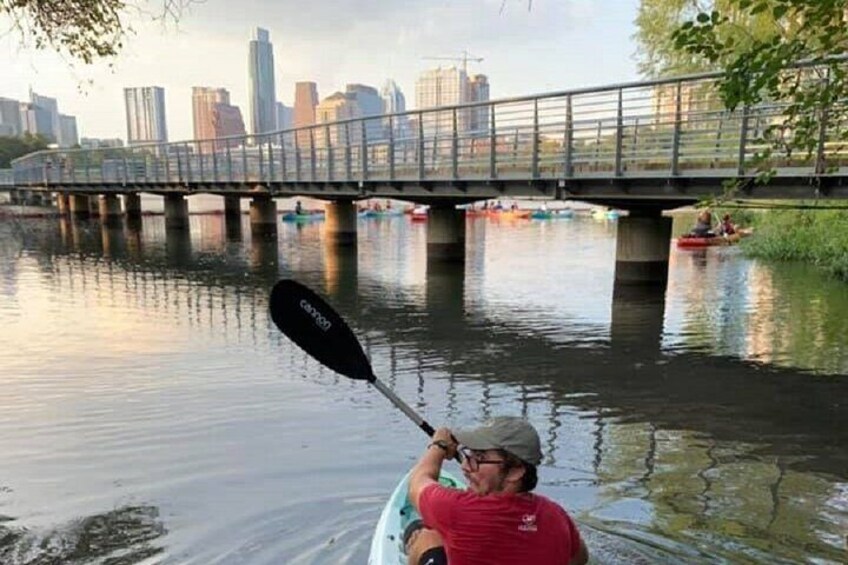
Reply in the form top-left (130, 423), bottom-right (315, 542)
top-left (293, 82), bottom-right (319, 146)
top-left (192, 87), bottom-right (246, 149)
top-left (381, 79), bottom-right (408, 138)
top-left (248, 27), bottom-right (277, 136)
top-left (124, 86), bottom-right (168, 145)
top-left (415, 67), bottom-right (470, 137)
top-left (59, 114), bottom-right (79, 147)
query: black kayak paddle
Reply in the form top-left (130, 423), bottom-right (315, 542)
top-left (269, 279), bottom-right (460, 460)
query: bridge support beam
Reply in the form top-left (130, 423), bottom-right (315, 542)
top-left (69, 194), bottom-right (91, 219)
top-left (324, 200), bottom-right (357, 247)
top-left (224, 195), bottom-right (242, 238)
top-left (614, 211), bottom-right (672, 286)
top-left (99, 194), bottom-right (122, 227)
top-left (164, 193), bottom-right (189, 230)
top-left (249, 195), bottom-right (277, 238)
top-left (55, 193), bottom-right (69, 215)
top-left (427, 205), bottom-right (465, 263)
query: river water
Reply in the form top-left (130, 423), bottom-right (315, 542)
top-left (0, 201), bottom-right (846, 564)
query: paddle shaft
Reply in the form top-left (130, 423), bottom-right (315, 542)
top-left (371, 379), bottom-right (436, 437)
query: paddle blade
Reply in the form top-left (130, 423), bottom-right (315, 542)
top-left (269, 279), bottom-right (375, 382)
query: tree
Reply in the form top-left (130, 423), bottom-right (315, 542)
top-left (0, 134), bottom-right (49, 168)
top-left (0, 0), bottom-right (189, 64)
top-left (669, 1), bottom-right (848, 172)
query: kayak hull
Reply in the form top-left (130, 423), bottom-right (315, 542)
top-left (368, 471), bottom-right (465, 565)
top-left (281, 212), bottom-right (324, 223)
top-left (676, 233), bottom-right (742, 248)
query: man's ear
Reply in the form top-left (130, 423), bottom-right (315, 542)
top-left (505, 464), bottom-right (526, 485)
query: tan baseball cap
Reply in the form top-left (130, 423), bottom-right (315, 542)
top-left (455, 416), bottom-right (542, 466)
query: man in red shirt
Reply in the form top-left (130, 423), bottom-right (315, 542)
top-left (407, 416), bottom-right (589, 565)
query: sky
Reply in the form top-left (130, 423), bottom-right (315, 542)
top-left (0, 0), bottom-right (642, 142)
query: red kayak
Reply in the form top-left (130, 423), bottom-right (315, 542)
top-left (676, 233), bottom-right (742, 248)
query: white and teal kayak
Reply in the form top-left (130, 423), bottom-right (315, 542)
top-left (368, 471), bottom-right (465, 565)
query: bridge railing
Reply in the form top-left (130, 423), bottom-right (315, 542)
top-left (0, 169), bottom-right (13, 187)
top-left (11, 64), bottom-right (847, 189)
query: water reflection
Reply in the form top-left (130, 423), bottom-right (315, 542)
top-left (0, 216), bottom-right (846, 563)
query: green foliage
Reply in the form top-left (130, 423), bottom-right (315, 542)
top-left (670, 1), bottom-right (848, 170)
top-left (0, 134), bottom-right (49, 168)
top-left (743, 207), bottom-right (848, 280)
top-left (0, 1), bottom-right (187, 63)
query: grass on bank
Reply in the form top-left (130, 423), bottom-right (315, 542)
top-left (737, 206), bottom-right (848, 282)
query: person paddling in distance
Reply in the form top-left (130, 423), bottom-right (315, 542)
top-left (406, 417), bottom-right (589, 565)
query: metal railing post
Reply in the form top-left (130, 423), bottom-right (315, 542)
top-left (417, 112), bottom-right (425, 181)
top-left (532, 99), bottom-right (540, 179)
top-left (615, 88), bottom-right (624, 176)
top-left (226, 141), bottom-right (233, 183)
top-left (84, 151), bottom-right (91, 184)
top-left (122, 150), bottom-right (129, 185)
top-left (212, 141), bottom-right (219, 182)
top-left (197, 142), bottom-right (205, 181)
top-left (258, 137), bottom-right (265, 182)
top-left (737, 105), bottom-right (750, 176)
top-left (294, 133), bottom-right (302, 182)
top-left (489, 104), bottom-right (497, 179)
top-left (280, 133), bottom-right (287, 181)
top-left (388, 116), bottom-right (395, 181)
top-left (815, 70), bottom-right (831, 175)
top-left (564, 95), bottom-right (573, 178)
top-left (671, 81), bottom-right (682, 176)
top-left (310, 128), bottom-right (317, 182)
top-left (266, 138), bottom-right (274, 182)
top-left (325, 125), bottom-right (333, 182)
top-left (184, 142), bottom-right (192, 184)
top-left (241, 141), bottom-right (248, 183)
top-left (452, 108), bottom-right (459, 180)
top-left (361, 121), bottom-right (369, 182)
top-left (344, 123), bottom-right (352, 181)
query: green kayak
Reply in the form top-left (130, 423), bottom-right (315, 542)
top-left (368, 471), bottom-right (464, 564)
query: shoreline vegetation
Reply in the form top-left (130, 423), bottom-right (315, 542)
top-left (739, 207), bottom-right (848, 282)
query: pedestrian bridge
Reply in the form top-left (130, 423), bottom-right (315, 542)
top-left (5, 63), bottom-right (848, 286)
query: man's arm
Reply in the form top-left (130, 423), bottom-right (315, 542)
top-left (408, 427), bottom-right (457, 511)
top-left (569, 538), bottom-right (589, 565)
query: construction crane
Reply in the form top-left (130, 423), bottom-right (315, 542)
top-left (422, 51), bottom-right (483, 74)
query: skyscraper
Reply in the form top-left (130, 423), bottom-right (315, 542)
top-left (276, 102), bottom-right (293, 130)
top-left (345, 84), bottom-right (383, 141)
top-left (124, 87), bottom-right (168, 145)
top-left (29, 91), bottom-right (59, 142)
top-left (248, 28), bottom-right (277, 135)
top-left (0, 97), bottom-right (23, 137)
top-left (192, 87), bottom-right (246, 148)
top-left (59, 114), bottom-right (79, 147)
top-left (468, 74), bottom-right (490, 134)
top-left (415, 67), bottom-right (470, 137)
top-left (293, 81), bottom-right (319, 145)
top-left (20, 102), bottom-right (54, 141)
top-left (381, 79), bottom-right (408, 138)
top-left (315, 92), bottom-right (358, 147)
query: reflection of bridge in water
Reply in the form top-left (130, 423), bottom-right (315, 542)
top-left (17, 216), bottom-right (845, 561)
top-left (32, 217), bottom-right (847, 481)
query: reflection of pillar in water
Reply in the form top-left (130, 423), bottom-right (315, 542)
top-left (58, 216), bottom-right (71, 247)
top-left (324, 243), bottom-right (358, 300)
top-left (123, 193), bottom-right (142, 223)
top-left (101, 224), bottom-right (126, 258)
top-left (165, 228), bottom-right (192, 266)
top-left (224, 195), bottom-right (242, 240)
top-left (248, 236), bottom-right (279, 274)
top-left (125, 222), bottom-right (143, 260)
top-left (56, 192), bottom-right (69, 215)
top-left (610, 283), bottom-right (666, 359)
top-left (426, 261), bottom-right (465, 321)
top-left (69, 194), bottom-right (91, 220)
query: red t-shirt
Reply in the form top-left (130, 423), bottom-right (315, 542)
top-left (419, 483), bottom-right (582, 565)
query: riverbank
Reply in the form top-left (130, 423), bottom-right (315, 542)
top-left (741, 208), bottom-right (848, 281)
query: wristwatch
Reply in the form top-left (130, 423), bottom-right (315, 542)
top-left (429, 439), bottom-right (450, 452)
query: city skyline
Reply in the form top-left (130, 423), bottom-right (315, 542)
top-left (0, 0), bottom-right (639, 142)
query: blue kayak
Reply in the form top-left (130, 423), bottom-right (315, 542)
top-left (368, 471), bottom-right (464, 564)
top-left (281, 212), bottom-right (324, 223)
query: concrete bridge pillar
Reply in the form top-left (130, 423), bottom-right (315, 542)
top-left (88, 196), bottom-right (100, 217)
top-left (324, 200), bottom-right (357, 246)
top-left (56, 193), bottom-right (69, 215)
top-left (123, 193), bottom-right (141, 218)
top-left (99, 194), bottom-right (122, 227)
top-left (164, 193), bottom-right (189, 230)
top-left (224, 195), bottom-right (242, 238)
top-left (614, 211), bottom-right (672, 286)
top-left (249, 195), bottom-right (277, 237)
top-left (427, 205), bottom-right (465, 263)
top-left (68, 194), bottom-right (91, 219)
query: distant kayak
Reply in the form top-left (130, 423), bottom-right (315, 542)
top-left (281, 212), bottom-right (324, 223)
top-left (368, 471), bottom-right (464, 565)
top-left (360, 209), bottom-right (403, 218)
top-left (531, 209), bottom-right (574, 220)
top-left (677, 233), bottom-right (742, 248)
top-left (592, 209), bottom-right (620, 220)
top-left (411, 206), bottom-right (428, 221)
